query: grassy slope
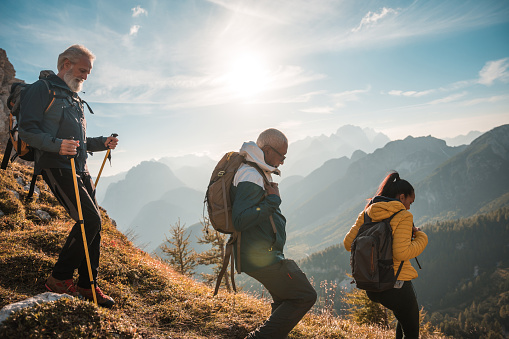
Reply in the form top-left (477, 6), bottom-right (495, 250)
top-left (0, 158), bottom-right (447, 338)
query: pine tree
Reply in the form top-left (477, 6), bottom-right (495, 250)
top-left (159, 219), bottom-right (198, 276)
top-left (342, 288), bottom-right (391, 327)
top-left (196, 217), bottom-right (232, 291)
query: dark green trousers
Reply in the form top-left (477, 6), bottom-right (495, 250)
top-left (245, 259), bottom-right (317, 339)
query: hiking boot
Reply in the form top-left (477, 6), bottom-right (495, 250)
top-left (45, 275), bottom-right (79, 297)
top-left (77, 285), bottom-right (115, 308)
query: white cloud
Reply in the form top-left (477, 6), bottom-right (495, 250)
top-left (352, 7), bottom-right (398, 32)
top-left (129, 25), bottom-right (141, 36)
top-left (388, 89), bottom-right (435, 97)
top-left (427, 92), bottom-right (467, 105)
top-left (300, 106), bottom-right (334, 114)
top-left (333, 88), bottom-right (370, 107)
top-left (478, 58), bottom-right (509, 86)
top-left (279, 120), bottom-right (304, 129)
top-left (460, 95), bottom-right (509, 106)
top-left (132, 5), bottom-right (148, 17)
top-left (206, 0), bottom-right (338, 25)
top-left (255, 91), bottom-right (326, 105)
top-left (267, 65), bottom-right (326, 91)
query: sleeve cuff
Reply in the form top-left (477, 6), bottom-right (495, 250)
top-left (47, 138), bottom-right (62, 153)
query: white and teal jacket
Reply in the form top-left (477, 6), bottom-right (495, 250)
top-left (231, 141), bottom-right (286, 273)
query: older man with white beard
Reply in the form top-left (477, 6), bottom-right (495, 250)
top-left (19, 45), bottom-right (118, 308)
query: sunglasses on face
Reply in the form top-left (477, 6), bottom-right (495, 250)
top-left (269, 145), bottom-right (286, 161)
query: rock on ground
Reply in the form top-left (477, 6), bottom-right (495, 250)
top-left (0, 292), bottom-right (72, 323)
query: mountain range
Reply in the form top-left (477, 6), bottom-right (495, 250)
top-left (99, 124), bottom-right (394, 252)
top-left (100, 124), bottom-right (505, 257)
top-left (157, 154), bottom-right (217, 191)
top-left (128, 188), bottom-right (205, 252)
top-left (280, 135), bottom-right (467, 257)
top-left (281, 124), bottom-right (509, 258)
top-left (282, 125), bottom-right (391, 177)
top-left (101, 161), bottom-right (185, 234)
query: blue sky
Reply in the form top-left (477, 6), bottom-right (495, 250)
top-left (1, 0), bottom-right (508, 176)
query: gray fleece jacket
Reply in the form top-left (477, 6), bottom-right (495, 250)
top-left (18, 73), bottom-right (107, 173)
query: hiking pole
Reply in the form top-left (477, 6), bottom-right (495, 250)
top-left (68, 140), bottom-right (98, 306)
top-left (94, 133), bottom-right (118, 187)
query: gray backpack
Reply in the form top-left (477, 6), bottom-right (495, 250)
top-left (350, 209), bottom-right (405, 292)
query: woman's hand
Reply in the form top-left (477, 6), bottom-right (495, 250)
top-left (412, 225), bottom-right (421, 238)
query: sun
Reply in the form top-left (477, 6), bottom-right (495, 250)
top-left (226, 53), bottom-right (269, 97)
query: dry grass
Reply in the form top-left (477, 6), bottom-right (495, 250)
top-left (0, 158), bottom-right (449, 338)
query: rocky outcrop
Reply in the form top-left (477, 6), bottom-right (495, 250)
top-left (0, 48), bottom-right (21, 149)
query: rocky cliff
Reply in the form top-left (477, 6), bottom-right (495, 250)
top-left (0, 48), bottom-right (20, 149)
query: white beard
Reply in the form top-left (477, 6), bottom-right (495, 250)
top-left (63, 68), bottom-right (84, 92)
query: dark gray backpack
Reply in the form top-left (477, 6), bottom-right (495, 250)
top-left (350, 209), bottom-right (405, 292)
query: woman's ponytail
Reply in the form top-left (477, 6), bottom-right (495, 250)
top-left (365, 171), bottom-right (414, 208)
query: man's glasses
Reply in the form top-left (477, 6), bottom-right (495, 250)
top-left (269, 145), bottom-right (286, 161)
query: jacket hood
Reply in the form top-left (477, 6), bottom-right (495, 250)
top-left (45, 73), bottom-right (72, 91)
top-left (368, 195), bottom-right (399, 205)
top-left (366, 197), bottom-right (407, 221)
top-left (239, 141), bottom-right (281, 176)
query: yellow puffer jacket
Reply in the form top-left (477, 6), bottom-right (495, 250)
top-left (343, 200), bottom-right (428, 281)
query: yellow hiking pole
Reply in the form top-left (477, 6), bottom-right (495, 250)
top-left (70, 155), bottom-right (98, 306)
top-left (95, 133), bottom-right (118, 187)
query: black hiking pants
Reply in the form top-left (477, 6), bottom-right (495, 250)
top-left (42, 168), bottom-right (102, 288)
top-left (367, 281), bottom-right (420, 339)
top-left (245, 259), bottom-right (317, 339)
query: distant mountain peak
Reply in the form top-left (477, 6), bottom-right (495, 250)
top-left (470, 124), bottom-right (509, 160)
top-left (284, 124), bottom-right (391, 177)
top-left (444, 130), bottom-right (484, 146)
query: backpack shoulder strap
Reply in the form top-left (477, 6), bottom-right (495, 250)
top-left (244, 161), bottom-right (277, 247)
top-left (1, 138), bottom-right (13, 170)
top-left (39, 79), bottom-right (57, 113)
top-left (394, 261), bottom-right (404, 280)
top-left (390, 209), bottom-right (407, 281)
top-left (387, 209), bottom-right (405, 223)
top-left (364, 211), bottom-right (371, 223)
top-left (214, 234), bottom-right (238, 296)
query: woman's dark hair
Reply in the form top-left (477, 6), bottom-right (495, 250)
top-left (366, 171), bottom-right (414, 208)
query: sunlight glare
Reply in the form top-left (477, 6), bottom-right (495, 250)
top-left (227, 54), bottom-right (269, 97)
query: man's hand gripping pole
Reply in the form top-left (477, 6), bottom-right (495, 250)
top-left (94, 133), bottom-right (118, 187)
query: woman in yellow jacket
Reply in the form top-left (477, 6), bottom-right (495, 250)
top-left (344, 171), bottom-right (428, 339)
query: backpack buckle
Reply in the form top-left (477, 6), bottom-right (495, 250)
top-left (218, 170), bottom-right (225, 177)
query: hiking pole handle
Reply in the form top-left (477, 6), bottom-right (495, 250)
top-left (70, 156), bottom-right (98, 305)
top-left (64, 136), bottom-right (78, 160)
top-left (94, 133), bottom-right (118, 187)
